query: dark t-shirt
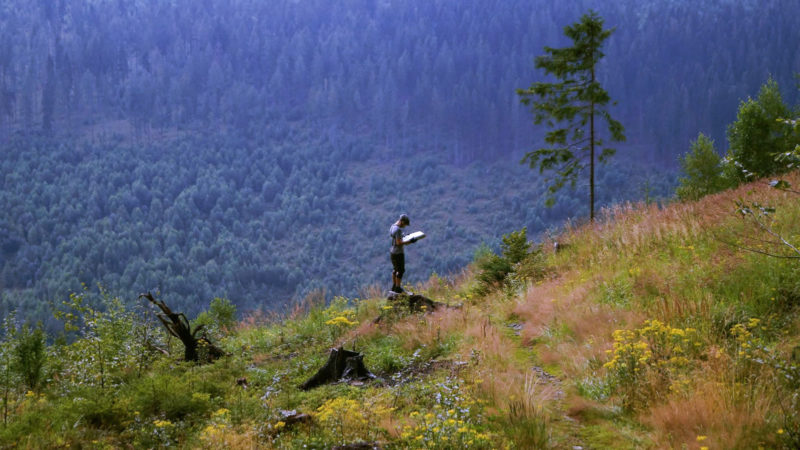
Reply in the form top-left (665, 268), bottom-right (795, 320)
top-left (390, 224), bottom-right (404, 254)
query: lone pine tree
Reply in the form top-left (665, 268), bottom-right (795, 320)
top-left (517, 10), bottom-right (625, 221)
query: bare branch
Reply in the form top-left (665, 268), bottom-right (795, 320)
top-left (747, 213), bottom-right (800, 257)
top-left (713, 235), bottom-right (800, 259)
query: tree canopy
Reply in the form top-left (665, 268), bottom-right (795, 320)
top-left (517, 10), bottom-right (625, 220)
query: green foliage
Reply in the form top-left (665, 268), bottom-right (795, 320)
top-left (395, 376), bottom-right (495, 449)
top-left (676, 133), bottom-right (730, 201)
top-left (363, 335), bottom-right (407, 375)
top-left (193, 297), bottom-right (238, 338)
top-left (475, 228), bottom-right (545, 296)
top-left (517, 10), bottom-right (625, 219)
top-left (54, 289), bottom-right (153, 390)
top-left (776, 117), bottom-right (800, 168)
top-left (726, 78), bottom-right (795, 180)
top-left (12, 323), bottom-right (46, 393)
top-left (604, 320), bottom-right (705, 411)
top-left (598, 274), bottom-right (633, 308)
top-left (474, 250), bottom-right (513, 295)
top-left (501, 227), bottom-right (532, 266)
top-left (129, 371), bottom-right (215, 421)
top-left (506, 397), bottom-right (550, 449)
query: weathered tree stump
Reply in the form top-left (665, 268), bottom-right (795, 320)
top-left (140, 292), bottom-right (225, 363)
top-left (299, 347), bottom-right (375, 390)
top-left (385, 292), bottom-right (442, 311)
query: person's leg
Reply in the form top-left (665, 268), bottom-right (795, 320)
top-left (391, 253), bottom-right (399, 291)
top-left (391, 253), bottom-right (405, 292)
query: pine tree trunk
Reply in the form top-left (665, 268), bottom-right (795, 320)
top-left (590, 53), bottom-right (596, 222)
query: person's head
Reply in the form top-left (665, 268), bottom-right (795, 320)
top-left (398, 214), bottom-right (410, 227)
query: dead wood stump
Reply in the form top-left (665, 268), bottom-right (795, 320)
top-left (140, 292), bottom-right (226, 363)
top-left (299, 347), bottom-right (375, 390)
top-left (385, 292), bottom-right (442, 312)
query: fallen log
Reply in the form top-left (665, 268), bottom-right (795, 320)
top-left (140, 292), bottom-right (226, 363)
top-left (299, 347), bottom-right (375, 390)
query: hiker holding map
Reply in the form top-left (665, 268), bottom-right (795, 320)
top-left (389, 214), bottom-right (425, 294)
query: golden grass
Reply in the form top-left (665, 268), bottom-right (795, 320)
top-left (557, 172), bottom-right (800, 269)
top-left (391, 306), bottom-right (469, 351)
top-left (492, 172), bottom-right (800, 446)
top-left (199, 423), bottom-right (261, 449)
top-left (468, 334), bottom-right (561, 411)
top-left (641, 378), bottom-right (778, 449)
top-left (509, 273), bottom-right (644, 378)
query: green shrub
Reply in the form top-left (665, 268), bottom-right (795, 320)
top-left (12, 323), bottom-right (46, 392)
top-left (474, 228), bottom-right (538, 295)
top-left (501, 228), bottom-right (531, 266)
top-left (129, 372), bottom-right (214, 421)
top-left (675, 133), bottom-right (730, 201)
top-left (363, 335), bottom-right (407, 375)
top-left (604, 320), bottom-right (705, 411)
top-left (54, 290), bottom-right (150, 390)
top-left (474, 250), bottom-right (512, 295)
top-left (726, 78), bottom-right (794, 181)
top-left (193, 297), bottom-right (238, 337)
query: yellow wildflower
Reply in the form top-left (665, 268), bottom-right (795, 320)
top-left (325, 316), bottom-right (358, 327)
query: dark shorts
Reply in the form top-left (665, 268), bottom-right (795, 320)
top-left (391, 253), bottom-right (405, 277)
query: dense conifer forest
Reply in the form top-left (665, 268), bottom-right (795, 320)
top-left (1, 0), bottom-right (799, 324)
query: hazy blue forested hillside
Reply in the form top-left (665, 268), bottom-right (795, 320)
top-left (0, 129), bottom-right (673, 327)
top-left (1, 0), bottom-right (797, 160)
top-left (1, 0), bottom-right (798, 325)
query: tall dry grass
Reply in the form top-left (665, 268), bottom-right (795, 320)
top-left (641, 377), bottom-right (779, 449)
top-left (557, 171), bottom-right (800, 270)
top-left (509, 274), bottom-right (644, 377)
top-left (499, 171), bottom-right (800, 446)
top-left (390, 305), bottom-right (470, 351)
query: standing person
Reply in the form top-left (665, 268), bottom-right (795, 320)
top-left (389, 213), bottom-right (416, 294)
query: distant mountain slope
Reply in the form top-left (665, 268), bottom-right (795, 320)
top-left (0, 130), bottom-right (672, 325)
top-left (0, 0), bottom-right (797, 163)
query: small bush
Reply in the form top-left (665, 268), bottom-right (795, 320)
top-left (675, 133), bottom-right (730, 201)
top-left (474, 228), bottom-right (537, 295)
top-left (604, 320), bottom-right (705, 410)
top-left (193, 297), bottom-right (238, 337)
top-left (12, 324), bottom-right (46, 392)
top-left (129, 372), bottom-right (214, 421)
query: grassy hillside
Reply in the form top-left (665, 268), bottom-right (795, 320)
top-left (1, 172), bottom-right (798, 448)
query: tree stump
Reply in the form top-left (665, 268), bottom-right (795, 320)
top-left (140, 292), bottom-right (225, 363)
top-left (299, 347), bottom-right (375, 390)
top-left (385, 292), bottom-right (448, 312)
